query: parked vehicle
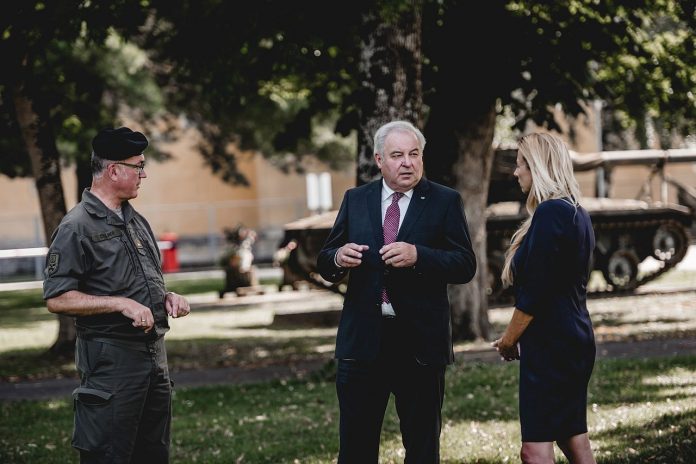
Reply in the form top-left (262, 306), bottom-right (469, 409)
top-left (279, 148), bottom-right (696, 304)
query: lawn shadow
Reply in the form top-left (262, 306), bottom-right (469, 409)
top-left (441, 356), bottom-right (696, 427)
top-left (166, 335), bottom-right (336, 372)
top-left (593, 408), bottom-right (696, 463)
top-left (170, 379), bottom-right (341, 463)
top-left (589, 356), bottom-right (696, 407)
top-left (0, 347), bottom-right (75, 381)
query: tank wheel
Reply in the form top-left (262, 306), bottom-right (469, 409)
top-left (652, 223), bottom-right (688, 264)
top-left (602, 249), bottom-right (640, 290)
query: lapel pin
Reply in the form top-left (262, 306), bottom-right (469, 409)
top-left (420, 196), bottom-right (425, 199)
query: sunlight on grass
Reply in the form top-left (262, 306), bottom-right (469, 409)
top-left (644, 366), bottom-right (696, 386)
top-left (0, 320), bottom-right (56, 353)
top-left (438, 420), bottom-right (520, 462)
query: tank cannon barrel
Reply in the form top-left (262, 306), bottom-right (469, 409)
top-left (570, 148), bottom-right (696, 172)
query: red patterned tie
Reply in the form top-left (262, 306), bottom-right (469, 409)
top-left (382, 192), bottom-right (403, 303)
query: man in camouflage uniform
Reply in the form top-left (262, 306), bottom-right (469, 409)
top-left (44, 127), bottom-right (191, 463)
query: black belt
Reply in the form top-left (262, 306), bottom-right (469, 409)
top-left (81, 336), bottom-right (162, 352)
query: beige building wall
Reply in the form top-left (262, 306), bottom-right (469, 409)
top-left (1, 118), bottom-right (692, 250)
top-left (135, 129), bottom-right (356, 238)
top-left (134, 130), bottom-right (261, 237)
top-left (0, 129), bottom-right (356, 247)
top-left (0, 168), bottom-right (78, 246)
top-left (254, 155), bottom-right (355, 230)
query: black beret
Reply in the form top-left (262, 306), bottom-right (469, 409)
top-left (92, 127), bottom-right (148, 160)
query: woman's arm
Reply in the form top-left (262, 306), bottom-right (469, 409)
top-left (492, 308), bottom-right (534, 361)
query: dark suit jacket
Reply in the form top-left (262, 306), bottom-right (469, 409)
top-left (317, 178), bottom-right (476, 365)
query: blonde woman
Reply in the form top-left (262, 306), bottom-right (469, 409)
top-left (493, 133), bottom-right (597, 464)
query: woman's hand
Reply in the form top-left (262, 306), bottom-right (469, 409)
top-left (492, 338), bottom-right (520, 361)
top-left (493, 308), bottom-right (533, 362)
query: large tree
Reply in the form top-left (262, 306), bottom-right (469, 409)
top-left (145, 0), bottom-right (694, 340)
top-left (1, 1), bottom-right (158, 353)
top-left (420, 0), bottom-right (695, 338)
top-left (5, 0), bottom-right (692, 348)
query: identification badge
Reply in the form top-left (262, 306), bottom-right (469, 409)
top-left (127, 224), bottom-right (146, 255)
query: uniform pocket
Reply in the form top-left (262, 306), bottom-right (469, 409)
top-left (75, 338), bottom-right (107, 377)
top-left (71, 387), bottom-right (113, 452)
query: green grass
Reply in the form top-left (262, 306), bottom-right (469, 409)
top-left (0, 290), bottom-right (46, 314)
top-left (1, 356), bottom-right (695, 463)
top-left (164, 277), bottom-right (225, 296)
top-left (166, 277), bottom-right (282, 295)
top-left (0, 277), bottom-right (227, 326)
top-left (0, 348), bottom-right (75, 381)
top-left (0, 276), bottom-right (278, 314)
top-left (0, 335), bottom-right (336, 381)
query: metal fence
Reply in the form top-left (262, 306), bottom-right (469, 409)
top-left (0, 197), bottom-right (311, 280)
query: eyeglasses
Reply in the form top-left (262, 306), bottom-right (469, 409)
top-left (113, 161), bottom-right (146, 175)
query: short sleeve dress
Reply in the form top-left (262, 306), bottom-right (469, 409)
top-left (513, 198), bottom-right (596, 442)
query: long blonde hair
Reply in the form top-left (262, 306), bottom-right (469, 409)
top-left (501, 133), bottom-right (582, 287)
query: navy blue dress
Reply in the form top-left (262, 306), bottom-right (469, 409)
top-left (513, 198), bottom-right (596, 442)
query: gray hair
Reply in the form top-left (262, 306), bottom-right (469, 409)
top-left (373, 120), bottom-right (426, 155)
top-left (90, 153), bottom-right (110, 179)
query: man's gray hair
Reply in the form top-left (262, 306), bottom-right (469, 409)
top-left (373, 120), bottom-right (426, 155)
top-left (91, 153), bottom-right (110, 179)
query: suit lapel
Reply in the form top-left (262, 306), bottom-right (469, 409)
top-left (397, 178), bottom-right (430, 241)
top-left (367, 180), bottom-right (383, 246)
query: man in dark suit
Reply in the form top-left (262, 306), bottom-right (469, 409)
top-left (317, 120), bottom-right (476, 463)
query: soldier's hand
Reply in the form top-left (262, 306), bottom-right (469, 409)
top-left (166, 292), bottom-right (190, 318)
top-left (119, 299), bottom-right (154, 333)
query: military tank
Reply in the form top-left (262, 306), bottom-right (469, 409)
top-left (279, 148), bottom-right (696, 304)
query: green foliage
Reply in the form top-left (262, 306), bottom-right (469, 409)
top-left (4, 0), bottom-right (691, 187)
top-left (591, 1), bottom-right (696, 146)
top-left (142, 0), bottom-right (695, 188)
top-left (145, 1), bottom-right (364, 181)
top-left (423, 0), bottom-right (694, 131)
top-left (0, 1), bottom-right (164, 186)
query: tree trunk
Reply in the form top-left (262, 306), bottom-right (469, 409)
top-left (356, 1), bottom-right (423, 185)
top-left (448, 107), bottom-right (496, 340)
top-left (425, 100), bottom-right (497, 341)
top-left (13, 83), bottom-right (76, 356)
top-left (76, 158), bottom-right (92, 203)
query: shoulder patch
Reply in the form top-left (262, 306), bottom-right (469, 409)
top-left (47, 253), bottom-right (60, 275)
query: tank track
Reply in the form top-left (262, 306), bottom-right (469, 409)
top-left (590, 218), bottom-right (690, 296)
top-left (487, 218), bottom-right (690, 304)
